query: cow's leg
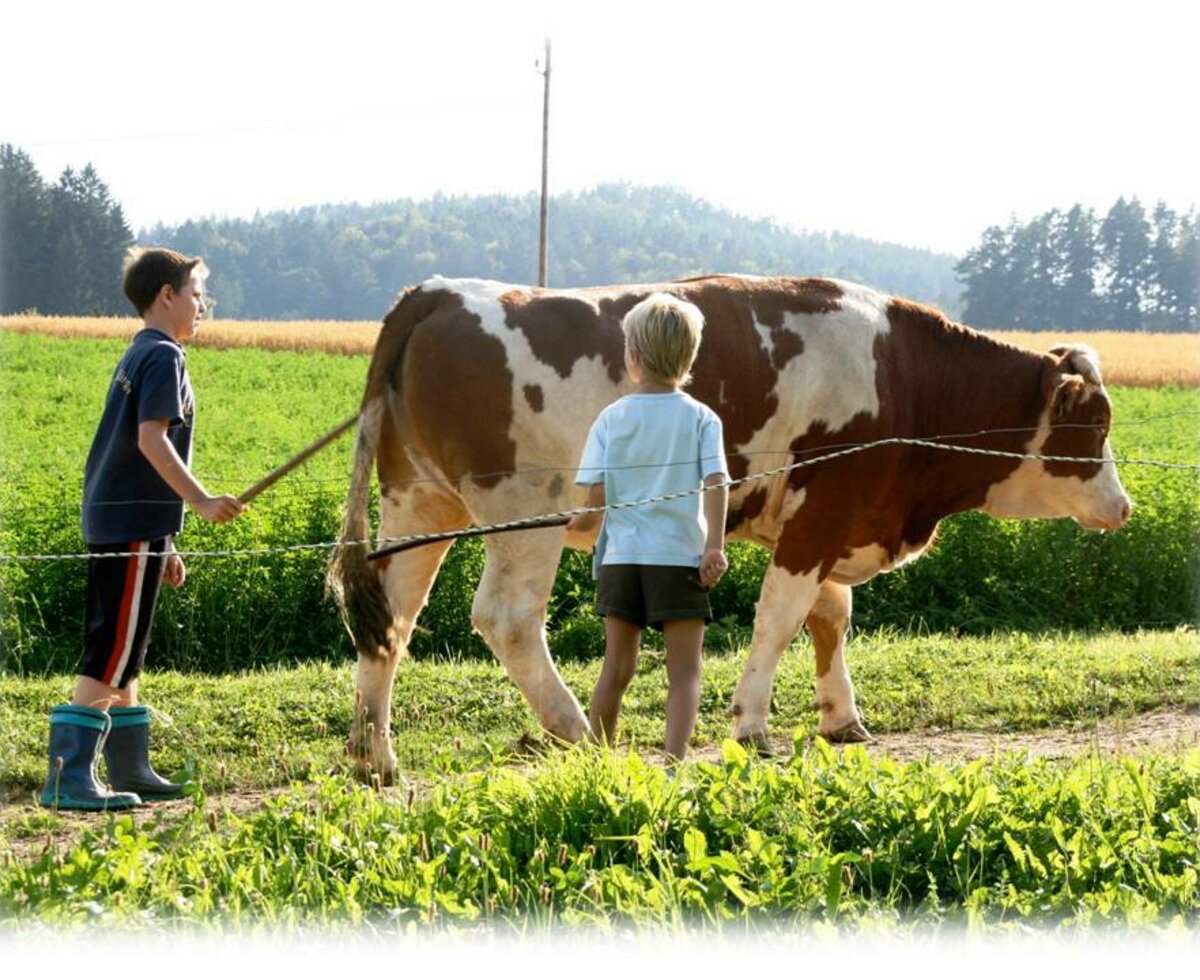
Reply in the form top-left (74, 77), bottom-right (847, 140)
top-left (806, 581), bottom-right (871, 743)
top-left (351, 487), bottom-right (466, 783)
top-left (730, 563), bottom-right (822, 752)
top-left (471, 530), bottom-right (590, 743)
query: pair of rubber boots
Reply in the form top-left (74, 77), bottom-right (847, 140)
top-left (39, 704), bottom-right (184, 811)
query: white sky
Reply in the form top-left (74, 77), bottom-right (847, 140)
top-left (5, 0), bottom-right (1197, 256)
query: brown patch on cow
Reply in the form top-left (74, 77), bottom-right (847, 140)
top-left (1040, 357), bottom-right (1110, 481)
top-left (392, 290), bottom-right (518, 490)
top-left (726, 486), bottom-right (767, 533)
top-left (675, 277), bottom-right (842, 444)
top-left (524, 383), bottom-right (544, 413)
top-left (675, 281), bottom-right (779, 448)
top-left (771, 330), bottom-right (805, 372)
top-left (769, 298), bottom-right (1059, 578)
top-left (747, 277), bottom-right (842, 327)
top-left (500, 290), bottom-right (626, 384)
top-left (548, 474), bottom-right (564, 500)
top-left (726, 453), bottom-right (751, 482)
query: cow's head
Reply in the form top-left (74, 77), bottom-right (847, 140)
top-left (982, 345), bottom-right (1132, 530)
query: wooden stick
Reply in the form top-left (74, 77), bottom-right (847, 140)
top-left (367, 515), bottom-right (571, 561)
top-left (238, 414), bottom-right (359, 504)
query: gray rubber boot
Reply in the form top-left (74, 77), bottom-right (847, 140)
top-left (39, 705), bottom-right (142, 811)
top-left (103, 705), bottom-right (185, 800)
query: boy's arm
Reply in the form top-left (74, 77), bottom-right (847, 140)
top-left (137, 419), bottom-right (244, 523)
top-left (700, 472), bottom-right (729, 588)
top-left (565, 482), bottom-right (605, 533)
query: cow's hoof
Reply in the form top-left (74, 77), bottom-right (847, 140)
top-left (346, 741), bottom-right (398, 787)
top-left (349, 758), bottom-right (397, 788)
top-left (514, 732), bottom-right (550, 756)
top-left (821, 720), bottom-right (874, 744)
top-left (735, 731), bottom-right (775, 758)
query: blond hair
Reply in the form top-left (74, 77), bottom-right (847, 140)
top-left (622, 293), bottom-right (705, 386)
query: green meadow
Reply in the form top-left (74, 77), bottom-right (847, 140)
top-left (1, 329), bottom-right (1198, 932)
top-left (1, 331), bottom-right (1197, 675)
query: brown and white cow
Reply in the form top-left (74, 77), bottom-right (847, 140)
top-left (329, 274), bottom-right (1131, 779)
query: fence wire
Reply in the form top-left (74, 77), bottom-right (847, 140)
top-left (2, 432), bottom-right (1196, 563)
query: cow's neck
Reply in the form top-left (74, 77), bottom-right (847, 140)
top-left (889, 303), bottom-right (1051, 531)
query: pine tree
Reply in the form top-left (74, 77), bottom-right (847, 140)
top-left (0, 144), bottom-right (50, 313)
top-left (956, 222), bottom-right (1018, 328)
top-left (1098, 196), bottom-right (1152, 330)
top-left (1056, 204), bottom-right (1099, 329)
top-left (1147, 201), bottom-right (1183, 329)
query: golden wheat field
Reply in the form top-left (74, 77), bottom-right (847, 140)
top-left (1, 314), bottom-right (1197, 387)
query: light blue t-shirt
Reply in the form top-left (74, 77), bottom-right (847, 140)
top-left (575, 391), bottom-right (728, 571)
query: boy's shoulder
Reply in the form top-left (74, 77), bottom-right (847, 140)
top-left (675, 391), bottom-right (721, 425)
top-left (123, 328), bottom-right (184, 366)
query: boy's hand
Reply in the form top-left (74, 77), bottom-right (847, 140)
top-left (164, 552), bottom-right (187, 589)
top-left (566, 511), bottom-right (599, 533)
top-left (192, 494), bottom-right (245, 524)
top-left (699, 548), bottom-right (728, 588)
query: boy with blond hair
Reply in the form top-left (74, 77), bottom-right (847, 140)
top-left (40, 247), bottom-right (244, 810)
top-left (567, 293), bottom-right (729, 761)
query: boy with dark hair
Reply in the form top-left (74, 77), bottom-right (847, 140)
top-left (40, 247), bottom-right (244, 811)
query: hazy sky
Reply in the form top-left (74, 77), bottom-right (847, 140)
top-left (6, 0), bottom-right (1196, 256)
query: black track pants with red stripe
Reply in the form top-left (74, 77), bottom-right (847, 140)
top-left (79, 538), bottom-right (168, 689)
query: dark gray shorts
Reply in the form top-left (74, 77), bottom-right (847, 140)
top-left (595, 563), bottom-right (712, 631)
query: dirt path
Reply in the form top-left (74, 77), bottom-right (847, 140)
top-left (685, 704), bottom-right (1200, 765)
top-left (4, 706), bottom-right (1198, 865)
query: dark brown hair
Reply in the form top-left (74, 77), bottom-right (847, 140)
top-left (122, 247), bottom-right (208, 316)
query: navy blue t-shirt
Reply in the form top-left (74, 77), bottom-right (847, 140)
top-left (82, 329), bottom-right (195, 545)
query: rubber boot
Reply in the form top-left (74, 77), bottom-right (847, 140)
top-left (39, 705), bottom-right (142, 811)
top-left (103, 705), bottom-right (185, 800)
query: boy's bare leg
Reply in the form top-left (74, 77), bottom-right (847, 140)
top-left (662, 619), bottom-right (705, 762)
top-left (588, 617), bottom-right (642, 746)
top-left (72, 676), bottom-right (138, 710)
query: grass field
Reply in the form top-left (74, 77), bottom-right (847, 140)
top-left (1, 323), bottom-right (1197, 933)
top-left (2, 630), bottom-right (1198, 931)
top-left (2, 313), bottom-right (1198, 386)
top-left (3, 629), bottom-right (1197, 792)
top-left (1, 331), bottom-right (1197, 676)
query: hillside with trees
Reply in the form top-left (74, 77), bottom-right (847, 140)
top-left (3, 143), bottom-right (1195, 330)
top-left (145, 184), bottom-right (962, 320)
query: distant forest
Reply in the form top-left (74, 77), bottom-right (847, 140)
top-left (144, 185), bottom-right (962, 320)
top-left (957, 200), bottom-right (1198, 333)
top-left (2, 143), bottom-right (1196, 331)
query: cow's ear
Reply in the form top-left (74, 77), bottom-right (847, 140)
top-left (1051, 375), bottom-right (1086, 419)
top-left (1049, 344), bottom-right (1103, 386)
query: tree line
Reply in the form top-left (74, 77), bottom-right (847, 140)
top-left (0, 145), bottom-right (133, 315)
top-left (3, 143), bottom-right (1196, 331)
top-left (956, 199), bottom-right (1198, 332)
top-left (145, 184), bottom-right (962, 320)
top-left (0, 145), bottom-right (958, 319)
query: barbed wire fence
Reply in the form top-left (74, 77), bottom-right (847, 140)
top-left (1, 428), bottom-right (1197, 564)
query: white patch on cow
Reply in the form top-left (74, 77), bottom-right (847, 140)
top-left (731, 565), bottom-right (821, 740)
top-left (420, 278), bottom-right (600, 741)
top-left (829, 541), bottom-right (928, 586)
top-left (351, 653), bottom-right (399, 777)
top-left (470, 531), bottom-right (590, 741)
top-left (448, 278), bottom-right (626, 502)
top-left (981, 409), bottom-right (1132, 531)
top-left (815, 647), bottom-right (860, 734)
top-left (727, 281), bottom-right (892, 537)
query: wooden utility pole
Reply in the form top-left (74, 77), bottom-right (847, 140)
top-left (537, 38), bottom-right (551, 287)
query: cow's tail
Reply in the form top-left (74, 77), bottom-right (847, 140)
top-left (326, 396), bottom-right (393, 656)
